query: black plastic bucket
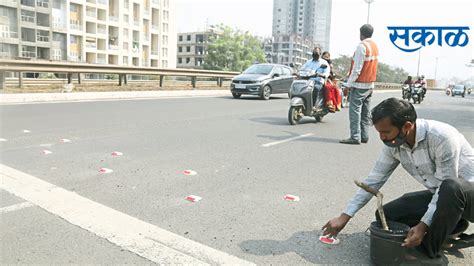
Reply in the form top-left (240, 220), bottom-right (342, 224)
top-left (369, 221), bottom-right (410, 265)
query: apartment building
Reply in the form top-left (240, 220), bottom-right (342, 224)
top-left (0, 0), bottom-right (176, 68)
top-left (176, 31), bottom-right (214, 69)
top-left (264, 34), bottom-right (316, 67)
top-left (272, 0), bottom-right (332, 51)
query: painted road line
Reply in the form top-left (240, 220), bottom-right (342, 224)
top-left (0, 164), bottom-right (254, 265)
top-left (261, 133), bottom-right (314, 147)
top-left (0, 202), bottom-right (34, 214)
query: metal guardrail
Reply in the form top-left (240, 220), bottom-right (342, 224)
top-left (0, 60), bottom-right (239, 89)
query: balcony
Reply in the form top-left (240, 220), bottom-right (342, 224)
top-left (53, 22), bottom-right (67, 30)
top-left (133, 20), bottom-right (139, 27)
top-left (152, 0), bottom-right (159, 4)
top-left (151, 50), bottom-right (158, 55)
top-left (0, 0), bottom-right (17, 7)
top-left (0, 51), bottom-right (14, 58)
top-left (108, 44), bottom-right (119, 50)
top-left (1, 31), bottom-right (19, 38)
top-left (21, 15), bottom-right (35, 23)
top-left (86, 42), bottom-right (97, 48)
top-left (36, 0), bottom-right (48, 8)
top-left (97, 0), bottom-right (107, 4)
top-left (109, 15), bottom-right (118, 22)
top-left (97, 28), bottom-right (106, 34)
top-left (36, 35), bottom-right (49, 42)
top-left (70, 20), bottom-right (83, 30)
top-left (87, 11), bottom-right (96, 19)
top-left (22, 51), bottom-right (36, 58)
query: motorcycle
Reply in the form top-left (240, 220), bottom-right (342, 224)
top-left (411, 83), bottom-right (424, 104)
top-left (402, 84), bottom-right (411, 101)
top-left (340, 80), bottom-right (350, 108)
top-left (446, 88), bottom-right (452, 96)
top-left (288, 65), bottom-right (328, 125)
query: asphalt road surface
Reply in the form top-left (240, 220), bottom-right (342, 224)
top-left (1, 90), bottom-right (473, 264)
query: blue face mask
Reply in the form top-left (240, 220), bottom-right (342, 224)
top-left (383, 128), bottom-right (407, 148)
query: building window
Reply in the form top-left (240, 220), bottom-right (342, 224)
top-left (187, 35), bottom-right (191, 41)
top-left (186, 57), bottom-right (190, 63)
top-left (178, 47), bottom-right (182, 52)
top-left (179, 35), bottom-right (183, 41)
top-left (186, 46), bottom-right (190, 52)
top-left (178, 57), bottom-right (182, 63)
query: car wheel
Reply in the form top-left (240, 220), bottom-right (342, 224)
top-left (260, 85), bottom-right (271, 100)
top-left (462, 93), bottom-right (465, 98)
top-left (452, 94), bottom-right (455, 97)
top-left (232, 92), bottom-right (241, 99)
top-left (288, 106), bottom-right (302, 125)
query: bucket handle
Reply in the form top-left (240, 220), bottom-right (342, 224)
top-left (365, 227), bottom-right (370, 237)
top-left (368, 232), bottom-right (407, 246)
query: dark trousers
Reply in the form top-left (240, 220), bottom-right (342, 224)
top-left (312, 82), bottom-right (324, 109)
top-left (376, 178), bottom-right (474, 258)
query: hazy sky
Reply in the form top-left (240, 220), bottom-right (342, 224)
top-left (176, 0), bottom-right (473, 80)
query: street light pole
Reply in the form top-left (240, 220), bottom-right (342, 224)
top-left (416, 49), bottom-right (421, 77)
top-left (365, 0), bottom-right (374, 24)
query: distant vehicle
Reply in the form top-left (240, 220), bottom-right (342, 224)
top-left (230, 64), bottom-right (294, 100)
top-left (451, 84), bottom-right (466, 98)
top-left (446, 84), bottom-right (454, 96)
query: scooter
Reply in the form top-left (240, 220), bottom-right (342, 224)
top-left (288, 65), bottom-right (328, 125)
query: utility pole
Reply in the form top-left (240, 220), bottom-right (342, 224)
top-left (416, 49), bottom-right (421, 77)
top-left (365, 0), bottom-right (374, 24)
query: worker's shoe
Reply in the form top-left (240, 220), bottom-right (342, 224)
top-left (339, 138), bottom-right (360, 145)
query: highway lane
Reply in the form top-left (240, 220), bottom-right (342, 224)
top-left (1, 91), bottom-right (473, 264)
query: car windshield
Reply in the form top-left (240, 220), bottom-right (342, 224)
top-left (454, 85), bottom-right (464, 90)
top-left (243, 65), bottom-right (273, 75)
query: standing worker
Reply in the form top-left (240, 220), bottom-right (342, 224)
top-left (340, 24), bottom-right (379, 145)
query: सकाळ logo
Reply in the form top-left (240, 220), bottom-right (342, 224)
top-left (387, 26), bottom-right (470, 52)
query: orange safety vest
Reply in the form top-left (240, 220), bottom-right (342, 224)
top-left (349, 39), bottom-right (379, 83)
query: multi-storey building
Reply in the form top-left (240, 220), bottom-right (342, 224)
top-left (272, 0), bottom-right (332, 51)
top-left (264, 34), bottom-right (315, 68)
top-left (176, 31), bottom-right (214, 69)
top-left (0, 0), bottom-right (176, 68)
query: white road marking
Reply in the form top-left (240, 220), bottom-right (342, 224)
top-left (0, 202), bottom-right (34, 214)
top-left (0, 164), bottom-right (254, 265)
top-left (261, 133), bottom-right (314, 147)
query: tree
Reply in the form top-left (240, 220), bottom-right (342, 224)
top-left (332, 55), bottom-right (409, 83)
top-left (203, 24), bottom-right (265, 72)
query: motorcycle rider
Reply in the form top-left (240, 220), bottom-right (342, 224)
top-left (404, 75), bottom-right (413, 85)
top-left (301, 47), bottom-right (330, 111)
top-left (415, 75), bottom-right (427, 97)
top-left (403, 76), bottom-right (413, 98)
